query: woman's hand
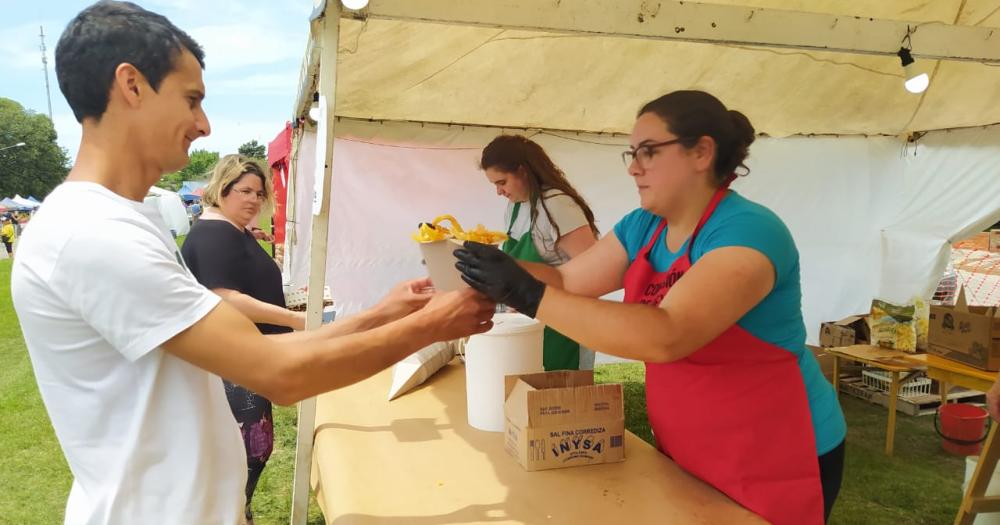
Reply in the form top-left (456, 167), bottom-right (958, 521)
top-left (250, 227), bottom-right (274, 242)
top-left (453, 241), bottom-right (545, 318)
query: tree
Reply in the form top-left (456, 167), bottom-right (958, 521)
top-left (238, 140), bottom-right (266, 160)
top-left (0, 98), bottom-right (70, 199)
top-left (156, 149), bottom-right (219, 191)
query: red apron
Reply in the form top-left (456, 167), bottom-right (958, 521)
top-left (623, 187), bottom-right (823, 525)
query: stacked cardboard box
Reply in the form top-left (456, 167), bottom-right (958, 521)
top-left (819, 315), bottom-right (870, 348)
top-left (928, 289), bottom-right (1000, 371)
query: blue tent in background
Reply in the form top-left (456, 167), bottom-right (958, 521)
top-left (177, 181), bottom-right (206, 202)
top-left (27, 196), bottom-right (41, 204)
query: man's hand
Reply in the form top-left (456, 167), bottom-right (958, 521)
top-left (373, 277), bottom-right (436, 322)
top-left (988, 378), bottom-right (1000, 422)
top-left (412, 288), bottom-right (496, 341)
top-left (453, 241), bottom-right (545, 318)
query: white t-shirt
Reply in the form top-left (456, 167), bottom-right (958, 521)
top-left (11, 182), bottom-right (245, 525)
top-left (504, 189), bottom-right (590, 265)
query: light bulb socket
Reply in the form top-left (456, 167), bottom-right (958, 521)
top-left (897, 47), bottom-right (915, 67)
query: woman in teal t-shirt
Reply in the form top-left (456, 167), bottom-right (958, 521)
top-left (457, 91), bottom-right (846, 525)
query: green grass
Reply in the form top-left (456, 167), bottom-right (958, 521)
top-left (0, 259), bottom-right (71, 524)
top-left (595, 362), bottom-right (966, 525)
top-left (0, 252), bottom-right (973, 524)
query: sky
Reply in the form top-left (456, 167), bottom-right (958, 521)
top-left (0, 0), bottom-right (315, 163)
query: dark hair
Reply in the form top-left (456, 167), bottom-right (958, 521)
top-left (56, 0), bottom-right (205, 123)
top-left (481, 135), bottom-right (599, 243)
top-left (638, 90), bottom-right (755, 185)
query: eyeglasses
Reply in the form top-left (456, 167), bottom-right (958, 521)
top-left (621, 138), bottom-right (685, 169)
top-left (232, 188), bottom-right (267, 202)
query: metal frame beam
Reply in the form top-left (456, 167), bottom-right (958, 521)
top-left (291, 4), bottom-right (340, 525)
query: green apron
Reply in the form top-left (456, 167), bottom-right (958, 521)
top-left (502, 202), bottom-right (580, 371)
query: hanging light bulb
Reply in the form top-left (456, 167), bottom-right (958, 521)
top-left (341, 0), bottom-right (369, 10)
top-left (307, 92), bottom-right (321, 122)
top-left (897, 47), bottom-right (929, 94)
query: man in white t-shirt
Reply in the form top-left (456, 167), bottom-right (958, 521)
top-left (11, 3), bottom-right (495, 524)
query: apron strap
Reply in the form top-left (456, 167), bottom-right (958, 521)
top-left (688, 182), bottom-right (733, 250)
top-left (507, 202), bottom-right (522, 236)
top-left (640, 181), bottom-right (733, 260)
top-left (639, 220), bottom-right (669, 257)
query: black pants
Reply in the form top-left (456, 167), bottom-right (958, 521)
top-left (223, 380), bottom-right (274, 521)
top-left (2, 240), bottom-right (11, 255)
top-left (818, 440), bottom-right (846, 522)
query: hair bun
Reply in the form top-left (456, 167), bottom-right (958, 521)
top-left (728, 110), bottom-right (756, 149)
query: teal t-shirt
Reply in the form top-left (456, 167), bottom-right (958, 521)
top-left (613, 191), bottom-right (846, 455)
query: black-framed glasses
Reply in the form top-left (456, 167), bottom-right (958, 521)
top-left (621, 138), bottom-right (685, 168)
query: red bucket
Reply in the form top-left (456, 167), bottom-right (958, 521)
top-left (935, 404), bottom-right (991, 456)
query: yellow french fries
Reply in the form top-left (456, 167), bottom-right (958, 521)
top-left (411, 214), bottom-right (508, 244)
top-left (454, 223), bottom-right (508, 244)
top-left (411, 223), bottom-right (450, 243)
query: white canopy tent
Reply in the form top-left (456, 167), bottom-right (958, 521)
top-left (11, 195), bottom-right (39, 210)
top-left (284, 1), bottom-right (1000, 521)
top-left (145, 186), bottom-right (190, 238)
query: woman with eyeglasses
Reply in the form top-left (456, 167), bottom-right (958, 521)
top-left (181, 154), bottom-right (301, 524)
top-left (455, 91), bottom-right (845, 525)
top-left (480, 134), bottom-right (599, 370)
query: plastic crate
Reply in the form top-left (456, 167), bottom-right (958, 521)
top-left (284, 286), bottom-right (333, 311)
top-left (862, 368), bottom-right (932, 400)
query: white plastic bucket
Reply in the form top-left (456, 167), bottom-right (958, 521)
top-left (963, 455), bottom-right (1000, 525)
top-left (418, 239), bottom-right (467, 292)
top-left (465, 313), bottom-right (544, 432)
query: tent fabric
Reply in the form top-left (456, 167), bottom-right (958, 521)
top-left (286, 126), bottom-right (317, 291)
top-left (326, 1), bottom-right (1000, 137)
top-left (177, 182), bottom-right (205, 202)
top-left (11, 195), bottom-right (39, 209)
top-left (267, 122), bottom-right (293, 245)
top-left (145, 186), bottom-right (191, 237)
top-left (0, 198), bottom-right (28, 211)
top-left (285, 118), bottom-right (1000, 344)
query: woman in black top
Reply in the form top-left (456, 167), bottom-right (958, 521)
top-left (181, 154), bottom-right (301, 525)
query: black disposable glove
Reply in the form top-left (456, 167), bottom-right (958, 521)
top-left (453, 241), bottom-right (546, 318)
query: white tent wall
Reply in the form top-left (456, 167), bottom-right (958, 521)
top-left (879, 125), bottom-right (1000, 305)
top-left (284, 118), bottom-right (1000, 344)
top-left (287, 127), bottom-right (318, 291)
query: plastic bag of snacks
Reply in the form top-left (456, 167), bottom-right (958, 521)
top-left (913, 296), bottom-right (929, 351)
top-left (868, 299), bottom-right (917, 353)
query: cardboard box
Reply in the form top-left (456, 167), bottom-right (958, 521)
top-left (504, 370), bottom-right (625, 472)
top-left (928, 289), bottom-right (1000, 371)
top-left (807, 345), bottom-right (835, 383)
top-left (819, 315), bottom-right (870, 347)
top-left (990, 230), bottom-right (1000, 253)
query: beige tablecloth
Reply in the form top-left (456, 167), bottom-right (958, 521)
top-left (311, 361), bottom-right (765, 525)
